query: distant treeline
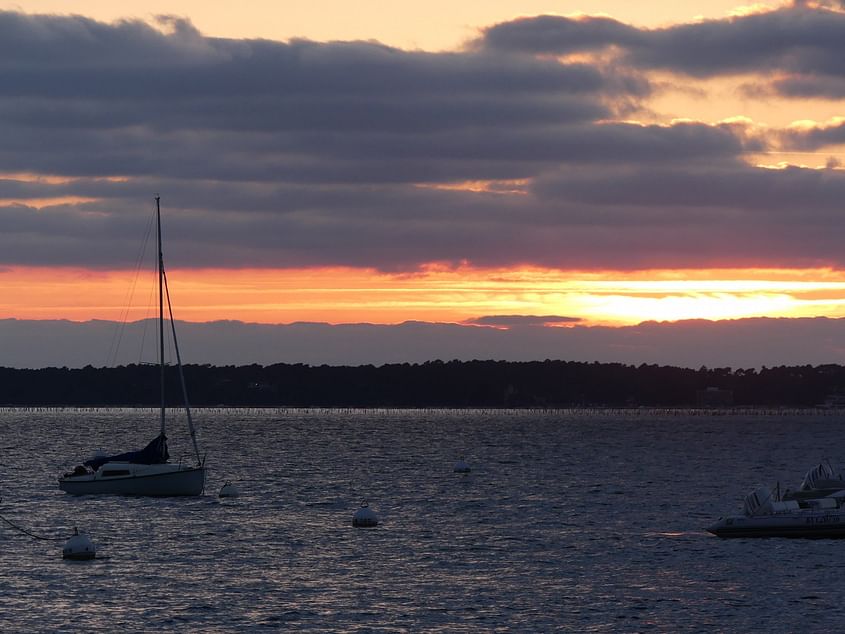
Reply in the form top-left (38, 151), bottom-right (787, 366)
top-left (3, 361), bottom-right (845, 407)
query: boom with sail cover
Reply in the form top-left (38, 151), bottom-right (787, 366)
top-left (83, 433), bottom-right (170, 471)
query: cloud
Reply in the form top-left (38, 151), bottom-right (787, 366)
top-left (0, 9), bottom-right (842, 274)
top-left (464, 315), bottom-right (582, 327)
top-left (532, 163), bottom-right (845, 214)
top-left (526, 163), bottom-right (845, 269)
top-left (779, 118), bottom-right (845, 150)
top-left (3, 133), bottom-right (845, 271)
top-left (481, 5), bottom-right (845, 96)
top-left (480, 14), bottom-right (643, 55)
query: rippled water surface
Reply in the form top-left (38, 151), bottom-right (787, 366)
top-left (3, 408), bottom-right (845, 631)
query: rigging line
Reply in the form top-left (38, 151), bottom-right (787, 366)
top-left (137, 256), bottom-right (157, 366)
top-left (121, 210), bottom-right (156, 365)
top-left (137, 210), bottom-right (159, 368)
top-left (106, 205), bottom-right (156, 367)
top-left (138, 206), bottom-right (159, 366)
top-left (0, 513), bottom-right (67, 541)
top-left (107, 205), bottom-right (155, 366)
top-left (162, 266), bottom-right (202, 465)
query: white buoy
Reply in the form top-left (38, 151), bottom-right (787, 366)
top-left (219, 481), bottom-right (240, 498)
top-left (454, 456), bottom-right (471, 473)
top-left (62, 527), bottom-right (95, 561)
top-left (352, 502), bottom-right (379, 527)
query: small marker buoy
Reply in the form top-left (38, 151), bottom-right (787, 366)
top-left (454, 456), bottom-right (471, 473)
top-left (219, 481), bottom-right (239, 498)
top-left (63, 527), bottom-right (95, 561)
top-left (352, 502), bottom-right (379, 527)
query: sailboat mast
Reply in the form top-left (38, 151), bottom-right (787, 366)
top-left (156, 195), bottom-right (165, 435)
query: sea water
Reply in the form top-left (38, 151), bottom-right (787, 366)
top-left (1, 408), bottom-right (845, 631)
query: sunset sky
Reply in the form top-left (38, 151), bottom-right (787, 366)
top-left (4, 0), bottom-right (845, 336)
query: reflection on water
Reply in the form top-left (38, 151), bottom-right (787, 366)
top-left (0, 408), bottom-right (844, 631)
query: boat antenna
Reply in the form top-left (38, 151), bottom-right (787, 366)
top-left (156, 195), bottom-right (165, 435)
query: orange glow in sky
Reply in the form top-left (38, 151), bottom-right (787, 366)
top-left (6, 265), bottom-right (845, 326)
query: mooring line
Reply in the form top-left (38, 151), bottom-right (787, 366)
top-left (0, 501), bottom-right (68, 541)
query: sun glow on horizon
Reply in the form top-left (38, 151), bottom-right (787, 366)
top-left (5, 265), bottom-right (845, 327)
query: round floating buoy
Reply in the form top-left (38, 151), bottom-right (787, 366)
top-left (352, 502), bottom-right (379, 527)
top-left (219, 481), bottom-right (239, 498)
top-left (62, 527), bottom-right (95, 561)
top-left (454, 457), bottom-right (471, 473)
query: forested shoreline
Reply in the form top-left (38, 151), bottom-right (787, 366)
top-left (2, 360), bottom-right (845, 408)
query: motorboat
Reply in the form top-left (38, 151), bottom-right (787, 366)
top-left (58, 197), bottom-right (206, 496)
top-left (708, 461), bottom-right (845, 538)
top-left (781, 460), bottom-right (845, 502)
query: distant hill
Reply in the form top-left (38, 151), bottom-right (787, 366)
top-left (3, 315), bottom-right (845, 369)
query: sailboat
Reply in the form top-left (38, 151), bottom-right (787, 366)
top-left (58, 197), bottom-right (206, 496)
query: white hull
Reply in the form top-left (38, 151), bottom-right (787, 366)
top-left (708, 510), bottom-right (845, 538)
top-left (59, 463), bottom-right (206, 496)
